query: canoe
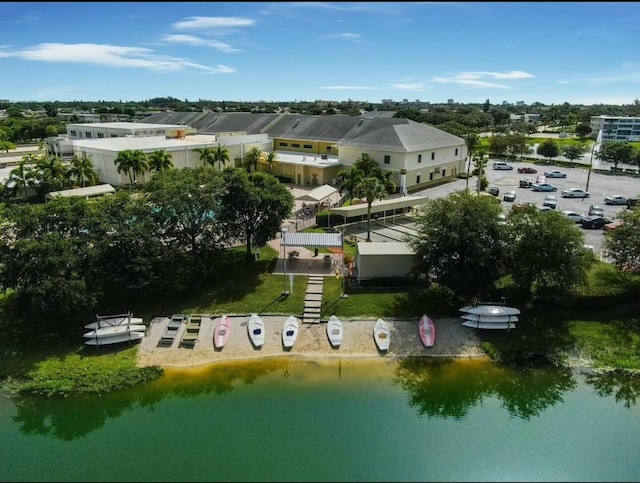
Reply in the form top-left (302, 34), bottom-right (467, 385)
top-left (326, 315), bottom-right (343, 347)
top-left (83, 324), bottom-right (146, 338)
top-left (282, 315), bottom-right (299, 349)
top-left (84, 317), bottom-right (144, 330)
top-left (85, 331), bottom-right (144, 346)
top-left (248, 313), bottom-right (265, 347)
top-left (373, 318), bottom-right (390, 351)
top-left (419, 314), bottom-right (436, 347)
top-left (214, 315), bottom-right (231, 349)
top-left (460, 313), bottom-right (519, 323)
top-left (459, 305), bottom-right (521, 316)
top-left (462, 320), bottom-right (516, 330)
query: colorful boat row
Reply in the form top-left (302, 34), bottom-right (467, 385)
top-left (83, 312), bottom-right (146, 346)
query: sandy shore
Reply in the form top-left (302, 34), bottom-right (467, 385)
top-left (136, 315), bottom-right (488, 369)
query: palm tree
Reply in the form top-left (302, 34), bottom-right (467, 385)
top-left (259, 151), bottom-right (278, 174)
top-left (243, 146), bottom-right (262, 173)
top-left (213, 145), bottom-right (230, 171)
top-left (354, 153), bottom-right (382, 178)
top-left (114, 149), bottom-right (148, 187)
top-left (148, 149), bottom-right (174, 173)
top-left (353, 177), bottom-right (387, 242)
top-left (336, 165), bottom-right (365, 202)
top-left (194, 147), bottom-right (216, 168)
top-left (6, 159), bottom-right (34, 200)
top-left (382, 171), bottom-right (397, 195)
top-left (68, 155), bottom-right (98, 187)
top-left (463, 133), bottom-right (480, 191)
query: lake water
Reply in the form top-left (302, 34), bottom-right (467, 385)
top-left (2, 357), bottom-right (640, 482)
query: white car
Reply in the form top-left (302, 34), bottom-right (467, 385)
top-left (561, 188), bottom-right (589, 198)
top-left (544, 170), bottom-right (567, 178)
top-left (562, 210), bottom-right (585, 223)
top-left (604, 195), bottom-right (628, 205)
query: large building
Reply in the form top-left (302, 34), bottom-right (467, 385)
top-left (590, 115), bottom-right (640, 142)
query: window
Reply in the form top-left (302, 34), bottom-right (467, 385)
top-left (416, 174), bottom-right (421, 184)
top-left (292, 143), bottom-right (300, 148)
top-left (430, 172), bottom-right (434, 181)
top-left (97, 132), bottom-right (104, 138)
top-left (70, 130), bottom-right (77, 137)
top-left (431, 152), bottom-right (435, 160)
top-left (442, 169), bottom-right (446, 177)
top-left (110, 134), bottom-right (118, 137)
top-left (455, 148), bottom-right (458, 156)
top-left (85, 132), bottom-right (92, 138)
top-left (279, 142), bottom-right (288, 147)
top-left (384, 155), bottom-right (391, 164)
top-left (418, 154), bottom-right (422, 163)
top-left (303, 144), bottom-right (312, 149)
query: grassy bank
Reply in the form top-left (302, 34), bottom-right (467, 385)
top-left (1, 246), bottom-right (639, 396)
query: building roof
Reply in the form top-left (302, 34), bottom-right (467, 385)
top-left (68, 122), bottom-right (189, 130)
top-left (192, 112), bottom-right (281, 134)
top-left (296, 184), bottom-right (338, 202)
top-left (45, 184), bottom-right (115, 200)
top-left (356, 241), bottom-right (415, 256)
top-left (281, 231), bottom-right (343, 248)
top-left (272, 151), bottom-right (341, 169)
top-left (72, 134), bottom-right (218, 152)
top-left (329, 195), bottom-right (430, 218)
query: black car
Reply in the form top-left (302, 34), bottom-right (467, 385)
top-left (627, 198), bottom-right (638, 209)
top-left (488, 186), bottom-right (499, 196)
top-left (580, 215), bottom-right (612, 229)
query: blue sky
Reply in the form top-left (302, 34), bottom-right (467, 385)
top-left (2, 2), bottom-right (640, 105)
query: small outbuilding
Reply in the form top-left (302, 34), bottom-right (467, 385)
top-left (355, 241), bottom-right (417, 283)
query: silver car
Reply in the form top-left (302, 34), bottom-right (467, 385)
top-left (561, 188), bottom-right (589, 198)
top-left (604, 195), bottom-right (628, 205)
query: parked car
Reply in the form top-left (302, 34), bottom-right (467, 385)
top-left (492, 161), bottom-right (514, 170)
top-left (561, 188), bottom-right (589, 198)
top-left (580, 215), bottom-right (612, 229)
top-left (538, 206), bottom-right (554, 213)
top-left (488, 186), bottom-right (500, 196)
top-left (627, 198), bottom-right (638, 209)
top-left (544, 170), bottom-right (567, 178)
top-left (519, 178), bottom-right (534, 188)
top-left (517, 166), bottom-right (537, 174)
top-left (543, 195), bottom-right (557, 209)
top-left (588, 205), bottom-right (605, 216)
top-left (503, 190), bottom-right (516, 202)
top-left (604, 195), bottom-right (628, 205)
top-left (603, 219), bottom-right (624, 231)
top-left (531, 183), bottom-right (557, 192)
top-left (562, 210), bottom-right (585, 223)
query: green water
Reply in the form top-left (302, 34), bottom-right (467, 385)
top-left (2, 357), bottom-right (640, 482)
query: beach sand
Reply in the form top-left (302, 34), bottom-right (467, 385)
top-left (136, 315), bottom-right (488, 369)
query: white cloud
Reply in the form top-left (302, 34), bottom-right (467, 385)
top-left (431, 70), bottom-right (535, 89)
top-left (389, 82), bottom-right (428, 91)
top-left (4, 43), bottom-right (231, 73)
top-left (172, 16), bottom-right (255, 30)
top-left (162, 34), bottom-right (240, 53)
top-left (321, 33), bottom-right (362, 42)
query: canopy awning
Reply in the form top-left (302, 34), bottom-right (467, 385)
top-left (45, 184), bottom-right (116, 200)
top-left (281, 231), bottom-right (343, 248)
top-left (296, 184), bottom-right (338, 203)
top-left (329, 195), bottom-right (430, 218)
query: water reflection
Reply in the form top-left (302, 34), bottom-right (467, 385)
top-left (394, 356), bottom-right (577, 420)
top-left (9, 357), bottom-right (640, 442)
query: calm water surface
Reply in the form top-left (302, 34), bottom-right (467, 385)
top-left (2, 357), bottom-right (640, 482)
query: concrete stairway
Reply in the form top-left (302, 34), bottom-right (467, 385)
top-left (302, 276), bottom-right (324, 324)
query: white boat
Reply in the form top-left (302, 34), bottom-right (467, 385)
top-left (85, 331), bottom-right (144, 346)
top-left (85, 315), bottom-right (144, 330)
top-left (460, 313), bottom-right (519, 323)
top-left (83, 324), bottom-right (146, 338)
top-left (326, 315), bottom-right (343, 347)
top-left (459, 305), bottom-right (521, 316)
top-left (373, 318), bottom-right (390, 351)
top-left (282, 316), bottom-right (299, 349)
top-left (248, 313), bottom-right (265, 347)
top-left (462, 320), bottom-right (516, 330)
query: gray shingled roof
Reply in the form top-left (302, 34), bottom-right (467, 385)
top-left (191, 112), bottom-right (280, 134)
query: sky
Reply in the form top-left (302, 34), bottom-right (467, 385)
top-left (2, 1), bottom-right (640, 106)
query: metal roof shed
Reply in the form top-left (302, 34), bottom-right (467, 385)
top-left (355, 241), bottom-right (417, 281)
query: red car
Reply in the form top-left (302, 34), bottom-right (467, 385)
top-left (518, 167), bottom-right (537, 174)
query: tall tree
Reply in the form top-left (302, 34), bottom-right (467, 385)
top-left (217, 169), bottom-right (294, 260)
top-left (562, 145), bottom-right (584, 168)
top-left (336, 165), bottom-right (365, 202)
top-left (259, 151), bottom-right (278, 174)
top-left (536, 139), bottom-right (560, 162)
top-left (114, 149), bottom-right (148, 187)
top-left (596, 141), bottom-right (634, 175)
top-left (242, 146), bottom-right (263, 173)
top-left (353, 177), bottom-right (387, 242)
top-left (6, 158), bottom-right (35, 200)
top-left (148, 149), bottom-right (174, 173)
top-left (463, 133), bottom-right (480, 190)
top-left (194, 147), bottom-right (216, 168)
top-left (68, 155), bottom-right (98, 187)
top-left (213, 144), bottom-right (230, 171)
top-left (406, 190), bottom-right (504, 300)
top-left (603, 206), bottom-right (640, 274)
